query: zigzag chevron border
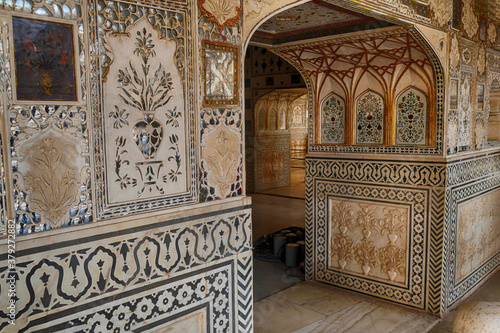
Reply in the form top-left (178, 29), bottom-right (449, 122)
top-left (237, 252), bottom-right (253, 333)
top-left (427, 188), bottom-right (445, 315)
top-left (305, 159), bottom-right (315, 280)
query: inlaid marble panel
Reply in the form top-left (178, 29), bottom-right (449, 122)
top-left (321, 93), bottom-right (345, 144)
top-left (458, 72), bottom-right (474, 147)
top-left (1, 4), bottom-right (92, 234)
top-left (90, 0), bottom-right (197, 217)
top-left (250, 134), bottom-right (291, 192)
top-left (356, 90), bottom-right (384, 144)
top-left (103, 20), bottom-right (188, 203)
top-left (396, 88), bottom-right (427, 145)
top-left (0, 201), bottom-right (252, 332)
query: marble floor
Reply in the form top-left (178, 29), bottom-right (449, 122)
top-left (254, 281), bottom-right (439, 333)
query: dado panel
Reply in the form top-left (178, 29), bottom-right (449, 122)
top-left (0, 200), bottom-right (252, 332)
top-left (307, 156), bottom-right (446, 314)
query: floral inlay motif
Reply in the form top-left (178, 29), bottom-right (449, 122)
top-left (458, 76), bottom-right (472, 147)
top-left (396, 88), bottom-right (427, 145)
top-left (488, 22), bottom-right (498, 45)
top-left (104, 20), bottom-right (188, 203)
top-left (355, 91), bottom-right (384, 144)
top-left (321, 93), bottom-right (345, 144)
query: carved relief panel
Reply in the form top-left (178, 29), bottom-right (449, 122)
top-left (328, 199), bottom-right (409, 285)
top-left (456, 188), bottom-right (500, 283)
top-left (89, 0), bottom-right (197, 217)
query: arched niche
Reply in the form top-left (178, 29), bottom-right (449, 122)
top-left (395, 87), bottom-right (427, 145)
top-left (320, 92), bottom-right (345, 144)
top-left (355, 90), bottom-right (384, 144)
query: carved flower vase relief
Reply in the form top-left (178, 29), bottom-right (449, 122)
top-left (329, 200), bottom-right (408, 285)
top-left (104, 20), bottom-right (187, 203)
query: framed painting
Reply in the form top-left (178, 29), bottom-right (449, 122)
top-left (203, 41), bottom-right (239, 106)
top-left (11, 15), bottom-right (80, 104)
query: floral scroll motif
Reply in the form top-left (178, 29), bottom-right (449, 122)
top-left (478, 45), bottom-right (486, 76)
top-left (429, 0), bottom-right (452, 27)
top-left (396, 88), bottom-right (427, 145)
top-left (458, 75), bottom-right (473, 147)
top-left (321, 93), bottom-right (345, 144)
top-left (244, 0), bottom-right (274, 20)
top-left (355, 90), bottom-right (384, 144)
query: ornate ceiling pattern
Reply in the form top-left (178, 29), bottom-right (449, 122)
top-left (272, 27), bottom-right (434, 104)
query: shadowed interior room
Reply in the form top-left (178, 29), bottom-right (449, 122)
top-left (0, 0), bottom-right (500, 332)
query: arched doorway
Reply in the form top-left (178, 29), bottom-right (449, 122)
top-left (244, 0), bottom-right (446, 324)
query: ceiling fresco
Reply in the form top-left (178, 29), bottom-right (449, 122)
top-left (251, 0), bottom-right (394, 45)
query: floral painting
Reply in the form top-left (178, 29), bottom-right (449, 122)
top-left (203, 41), bottom-right (238, 105)
top-left (12, 16), bottom-right (77, 102)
